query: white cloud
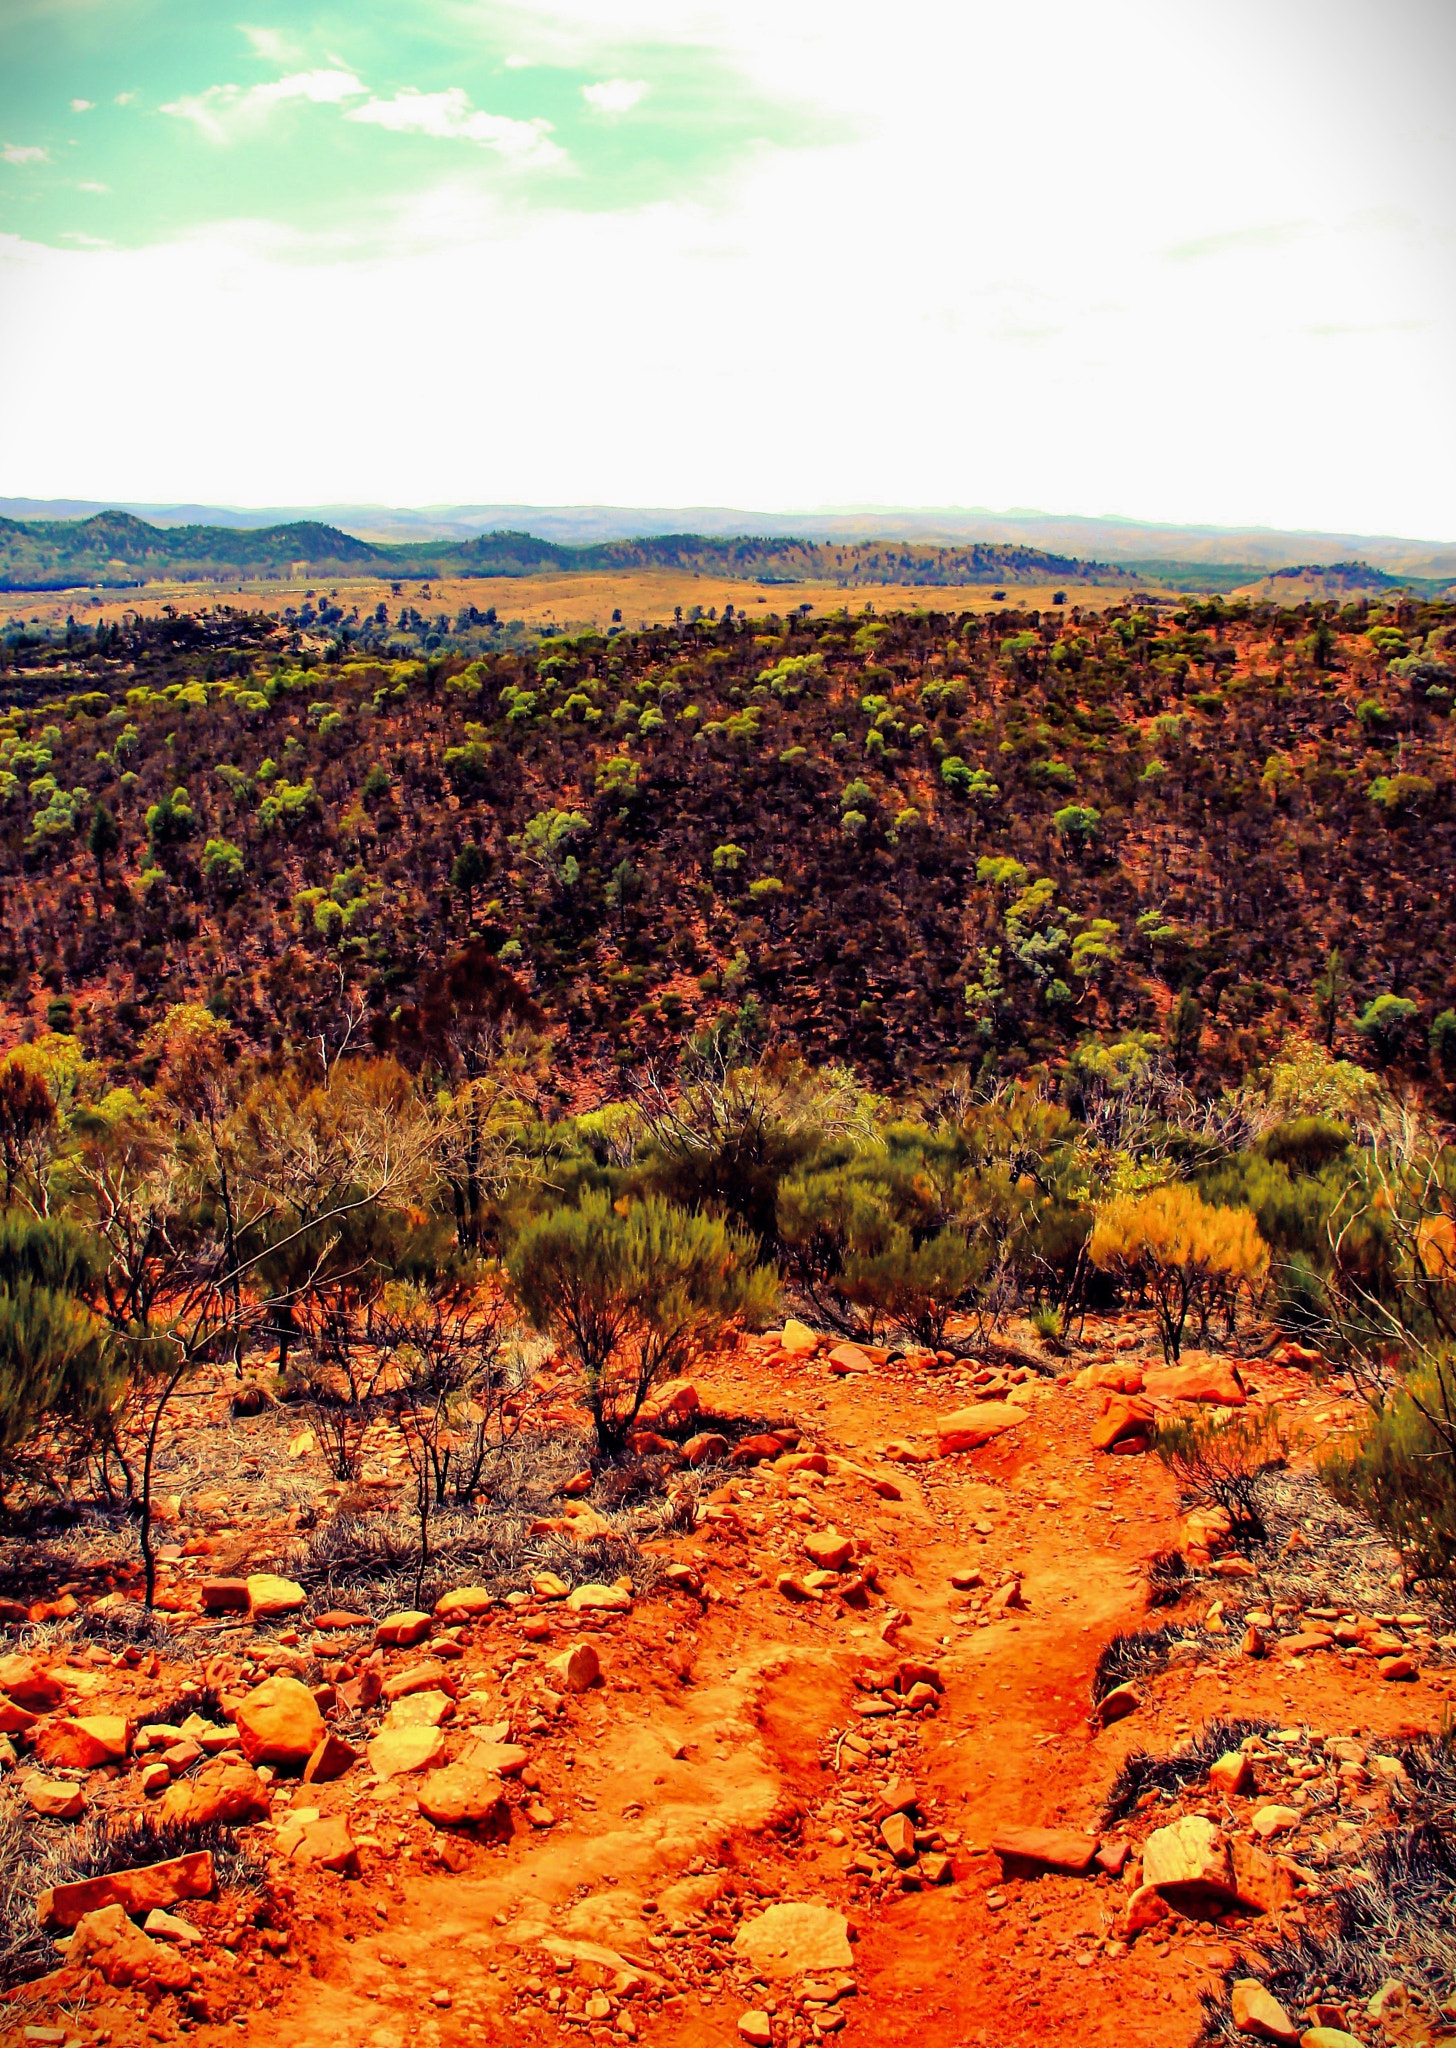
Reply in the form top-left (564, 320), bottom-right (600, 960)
top-left (161, 69), bottom-right (365, 143)
top-left (113, 92), bottom-right (135, 106)
top-left (504, 55), bottom-right (532, 69)
top-left (347, 89), bottom-right (564, 166)
top-left (77, 181), bottom-right (109, 194)
top-left (70, 99), bottom-right (93, 113)
top-left (240, 26), bottom-right (302, 64)
top-left (2, 145), bottom-right (48, 165)
top-left (582, 78), bottom-right (648, 115)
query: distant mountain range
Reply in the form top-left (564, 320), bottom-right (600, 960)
top-left (2, 496), bottom-right (1453, 580)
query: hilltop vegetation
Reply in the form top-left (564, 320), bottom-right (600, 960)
top-left (0, 511), bottom-right (1110, 595)
top-left (0, 588), bottom-right (1454, 1097)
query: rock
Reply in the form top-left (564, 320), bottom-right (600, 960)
top-left (878, 1777), bottom-right (917, 1816)
top-left (895, 1659), bottom-right (943, 1694)
top-left (732, 1434), bottom-right (787, 1465)
top-left (546, 1644), bottom-right (601, 1694)
top-left (1143, 1356), bottom-right (1248, 1406)
top-left (67, 1903), bottom-right (193, 1991)
top-left (158, 1757), bottom-right (269, 1828)
top-left (919, 1852), bottom-right (953, 1884)
top-left (778, 1450), bottom-right (831, 1475)
top-left (733, 1902), bottom-right (854, 1979)
top-left (382, 1658), bottom-right (451, 1702)
top-left (1378, 1654), bottom-right (1418, 1681)
top-left (1120, 1883), bottom-right (1171, 1936)
top-left (235, 1675), bottom-right (324, 1770)
top-left (1231, 1842), bottom-right (1295, 1913)
top-left (39, 1850), bottom-right (215, 1930)
top-left (827, 1343), bottom-right (874, 1375)
top-left (738, 2013), bottom-right (774, 2047)
top-left (1366, 1982), bottom-right (1409, 2022)
top-left (375, 1609), bottom-right (432, 1647)
top-left (531, 1571), bottom-right (571, 1602)
top-left (284, 1815), bottom-right (360, 1875)
top-left (22, 1774), bottom-right (84, 1819)
top-left (989, 1581), bottom-right (1027, 1613)
top-left (1209, 1750), bottom-right (1253, 1795)
top-left (1243, 1624), bottom-right (1268, 1658)
top-left (464, 1739), bottom-right (528, 1777)
top-left (682, 1432), bottom-right (731, 1466)
top-left (302, 1732), bottom-right (360, 1785)
top-left (313, 1609), bottom-right (372, 1631)
top-left (200, 1578), bottom-right (250, 1615)
top-left (143, 1910), bottom-right (204, 1945)
top-left (640, 1377), bottom-right (700, 1424)
top-left (936, 1403), bottom-right (1028, 1454)
top-left (0, 1654), bottom-right (62, 1710)
top-left (1090, 1396), bottom-right (1156, 1452)
top-left (879, 1813), bottom-right (916, 1865)
top-left (1300, 2034), bottom-right (1362, 2048)
top-left (35, 1715), bottom-right (130, 1769)
top-left (1075, 1361), bottom-right (1146, 1394)
top-left (0, 1695), bottom-right (38, 1736)
top-left (776, 1573), bottom-right (818, 1602)
top-left (779, 1319), bottom-right (819, 1358)
top-left (525, 1800), bottom-right (555, 1828)
top-left (902, 1681), bottom-right (939, 1711)
top-left (1141, 1815), bottom-right (1238, 1913)
top-left (1231, 1980), bottom-right (1300, 2044)
top-left (366, 1726), bottom-right (447, 1779)
top-left (140, 1761), bottom-right (170, 1796)
top-left (245, 1573), bottom-right (307, 1618)
top-left (383, 1689), bottom-right (455, 1731)
top-left (991, 1826), bottom-right (1100, 1876)
top-left (416, 1762), bottom-right (512, 1832)
top-left (804, 1530), bottom-right (854, 1571)
top-left (1095, 1839), bottom-right (1130, 1876)
top-left (1250, 1805), bottom-right (1299, 1840)
top-left (567, 1583), bottom-right (631, 1613)
top-left (1097, 1683), bottom-right (1141, 1726)
top-left (434, 1586), bottom-right (493, 1620)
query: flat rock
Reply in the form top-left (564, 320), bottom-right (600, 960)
top-left (23, 1774), bottom-right (84, 1820)
top-left (779, 1319), bottom-right (819, 1358)
top-left (434, 1586), bottom-right (493, 1620)
top-left (302, 1732), bottom-right (361, 1785)
top-left (1143, 1356), bottom-right (1247, 1407)
top-left (235, 1675), bottom-right (324, 1770)
top-left (280, 1814), bottom-right (361, 1875)
top-left (245, 1573), bottom-right (307, 1618)
top-left (991, 1826), bottom-right (1099, 1875)
top-left (567, 1583), bottom-right (631, 1613)
top-left (640, 1377), bottom-right (700, 1424)
top-left (1210, 1750), bottom-right (1254, 1795)
top-left (375, 1609), bottom-right (432, 1647)
top-left (827, 1343), bottom-right (874, 1375)
top-left (0, 1653), bottom-right (62, 1710)
top-left (1251, 1804), bottom-right (1300, 1839)
top-left (739, 2014), bottom-right (773, 2047)
top-left (39, 1850), bottom-right (215, 1930)
top-left (416, 1762), bottom-right (512, 1832)
top-left (464, 1738), bottom-right (529, 1778)
top-left (200, 1579), bottom-right (250, 1614)
top-left (804, 1530), bottom-right (853, 1571)
top-left (383, 1689), bottom-right (456, 1731)
top-left (367, 1726), bottom-right (447, 1779)
top-left (936, 1403), bottom-right (1028, 1454)
top-left (732, 1902), bottom-right (853, 1979)
top-left (382, 1658), bottom-right (450, 1702)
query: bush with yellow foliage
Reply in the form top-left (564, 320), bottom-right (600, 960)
top-left (1089, 1184), bottom-right (1269, 1362)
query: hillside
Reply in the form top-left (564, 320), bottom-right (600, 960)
top-left (0, 513), bottom-right (1112, 596)
top-left (0, 586), bottom-right (1454, 1096)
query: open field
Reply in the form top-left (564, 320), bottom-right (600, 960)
top-left (0, 571), bottom-right (1151, 635)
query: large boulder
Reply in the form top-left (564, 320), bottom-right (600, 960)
top-left (234, 1675), bottom-right (324, 1770)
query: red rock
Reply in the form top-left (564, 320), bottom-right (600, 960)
top-left (1210, 1750), bottom-right (1254, 1795)
top-left (158, 1757), bottom-right (269, 1829)
top-left (415, 1763), bottom-right (512, 1833)
top-left (895, 1660), bottom-right (943, 1694)
top-left (0, 1653), bottom-right (62, 1710)
top-left (234, 1675), bottom-right (324, 1770)
top-left (1141, 1815), bottom-right (1239, 1913)
top-left (936, 1403), bottom-right (1027, 1453)
top-left (382, 1658), bottom-right (451, 1702)
top-left (639, 1377), bottom-right (700, 1424)
top-left (1097, 1683), bottom-right (1141, 1726)
top-left (433, 1586), bottom-right (493, 1620)
top-left (312, 1609), bottom-right (372, 1631)
top-left (731, 1434), bottom-right (787, 1465)
top-left (879, 1813), bottom-right (916, 1865)
top-left (23, 1774), bottom-right (84, 1819)
top-left (827, 1343), bottom-right (874, 1375)
top-left (682, 1433), bottom-right (731, 1466)
top-left (35, 1715), bottom-right (130, 1769)
top-left (285, 1815), bottom-right (360, 1875)
top-left (546, 1643), bottom-right (601, 1693)
top-left (200, 1578), bottom-right (250, 1615)
top-left (1142, 1356), bottom-right (1247, 1406)
top-left (1076, 1361), bottom-right (1146, 1394)
top-left (67, 1904), bottom-right (193, 1991)
top-left (1090, 1396), bottom-right (1156, 1452)
top-left (804, 1530), bottom-right (853, 1571)
top-left (991, 1826), bottom-right (1099, 1876)
top-left (39, 1851), bottom-right (215, 1930)
top-left (375, 1609), bottom-right (432, 1647)
top-left (303, 1732), bottom-right (360, 1784)
top-left (1230, 1979), bottom-right (1299, 2044)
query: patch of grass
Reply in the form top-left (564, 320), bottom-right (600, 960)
top-left (1091, 1623), bottom-right (1211, 1705)
top-left (1146, 1548), bottom-right (1193, 1607)
top-left (1103, 1716), bottom-right (1274, 1825)
top-left (0, 1798), bottom-right (266, 1990)
top-left (1200, 1730), bottom-right (1456, 2041)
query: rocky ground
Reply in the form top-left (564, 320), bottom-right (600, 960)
top-left (1, 1316), bottom-right (1452, 2048)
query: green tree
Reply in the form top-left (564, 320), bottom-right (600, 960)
top-left (88, 802), bottom-right (120, 888)
top-left (1357, 992), bottom-right (1419, 1060)
top-left (1313, 947), bottom-right (1345, 1051)
top-left (508, 1192), bottom-right (775, 1454)
top-left (1089, 1185), bottom-right (1268, 1362)
top-left (451, 842), bottom-right (490, 919)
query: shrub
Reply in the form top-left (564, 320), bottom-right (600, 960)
top-left (507, 1192), bottom-right (775, 1454)
top-left (1153, 1406), bottom-right (1289, 1542)
top-left (1357, 992), bottom-right (1419, 1058)
top-left (1088, 1184), bottom-right (1268, 1361)
top-left (842, 1226), bottom-right (989, 1350)
top-left (1322, 1361), bottom-right (1456, 1584)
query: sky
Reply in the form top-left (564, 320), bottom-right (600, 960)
top-left (0, 0), bottom-right (1454, 538)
